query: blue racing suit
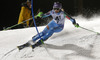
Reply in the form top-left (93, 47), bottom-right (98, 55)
top-left (32, 10), bottom-right (76, 43)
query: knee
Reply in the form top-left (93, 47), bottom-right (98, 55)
top-left (42, 27), bottom-right (48, 34)
top-left (46, 25), bottom-right (49, 30)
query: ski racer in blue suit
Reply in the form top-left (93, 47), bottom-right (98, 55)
top-left (17, 2), bottom-right (79, 50)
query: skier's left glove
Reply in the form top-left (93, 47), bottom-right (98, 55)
top-left (70, 18), bottom-right (79, 28)
top-left (35, 12), bottom-right (43, 18)
top-left (74, 23), bottom-right (79, 28)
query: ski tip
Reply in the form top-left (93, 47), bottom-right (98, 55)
top-left (17, 46), bottom-right (23, 51)
top-left (17, 46), bottom-right (20, 51)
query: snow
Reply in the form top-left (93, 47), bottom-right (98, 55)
top-left (0, 15), bottom-right (100, 60)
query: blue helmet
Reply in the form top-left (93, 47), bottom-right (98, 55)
top-left (53, 2), bottom-right (62, 9)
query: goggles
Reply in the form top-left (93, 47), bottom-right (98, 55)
top-left (53, 8), bottom-right (60, 10)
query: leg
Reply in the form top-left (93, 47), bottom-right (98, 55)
top-left (32, 32), bottom-right (44, 42)
top-left (31, 20), bottom-right (63, 49)
top-left (31, 27), bottom-right (63, 49)
top-left (32, 25), bottom-right (49, 42)
top-left (18, 24), bottom-right (51, 50)
top-left (36, 21), bottom-right (63, 43)
top-left (42, 29), bottom-right (54, 40)
top-left (32, 20), bottom-right (55, 42)
top-left (42, 21), bottom-right (64, 40)
top-left (34, 20), bottom-right (57, 41)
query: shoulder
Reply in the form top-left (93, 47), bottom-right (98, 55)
top-left (21, 6), bottom-right (26, 10)
top-left (21, 2), bottom-right (31, 10)
top-left (50, 10), bottom-right (55, 14)
top-left (60, 10), bottom-right (64, 14)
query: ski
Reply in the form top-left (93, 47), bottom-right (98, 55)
top-left (17, 45), bottom-right (26, 51)
top-left (17, 45), bottom-right (35, 51)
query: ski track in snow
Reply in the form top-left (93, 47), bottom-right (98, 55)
top-left (0, 15), bottom-right (100, 60)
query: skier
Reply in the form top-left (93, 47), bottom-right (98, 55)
top-left (17, 2), bottom-right (79, 50)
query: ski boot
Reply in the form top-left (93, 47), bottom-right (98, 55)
top-left (17, 42), bottom-right (30, 50)
top-left (30, 39), bottom-right (44, 49)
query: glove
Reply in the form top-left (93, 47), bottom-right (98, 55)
top-left (74, 23), bottom-right (79, 28)
top-left (35, 12), bottom-right (43, 18)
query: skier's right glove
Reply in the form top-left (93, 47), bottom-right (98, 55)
top-left (35, 12), bottom-right (43, 18)
top-left (74, 23), bottom-right (79, 28)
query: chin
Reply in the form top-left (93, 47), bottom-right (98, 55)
top-left (56, 12), bottom-right (59, 13)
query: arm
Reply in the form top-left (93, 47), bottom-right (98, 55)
top-left (42, 11), bottom-right (51, 18)
top-left (64, 12), bottom-right (79, 27)
top-left (61, 8), bottom-right (75, 24)
top-left (18, 6), bottom-right (25, 24)
top-left (64, 12), bottom-right (76, 24)
top-left (35, 11), bottom-right (51, 19)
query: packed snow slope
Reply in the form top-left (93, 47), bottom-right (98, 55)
top-left (0, 15), bottom-right (100, 60)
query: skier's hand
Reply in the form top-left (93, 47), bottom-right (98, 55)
top-left (74, 23), bottom-right (79, 28)
top-left (35, 12), bottom-right (43, 18)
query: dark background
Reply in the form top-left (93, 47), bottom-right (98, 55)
top-left (1, 0), bottom-right (100, 30)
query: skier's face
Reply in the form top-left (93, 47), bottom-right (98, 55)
top-left (27, 2), bottom-right (31, 8)
top-left (54, 8), bottom-right (60, 13)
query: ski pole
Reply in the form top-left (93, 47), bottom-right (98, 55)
top-left (79, 26), bottom-right (100, 35)
top-left (3, 18), bottom-right (33, 31)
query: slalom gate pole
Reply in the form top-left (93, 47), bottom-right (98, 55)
top-left (31, 2), bottom-right (52, 58)
top-left (79, 26), bottom-right (100, 35)
top-left (31, 0), bottom-right (42, 40)
top-left (3, 18), bottom-right (33, 31)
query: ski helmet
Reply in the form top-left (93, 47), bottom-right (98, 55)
top-left (53, 2), bottom-right (62, 9)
